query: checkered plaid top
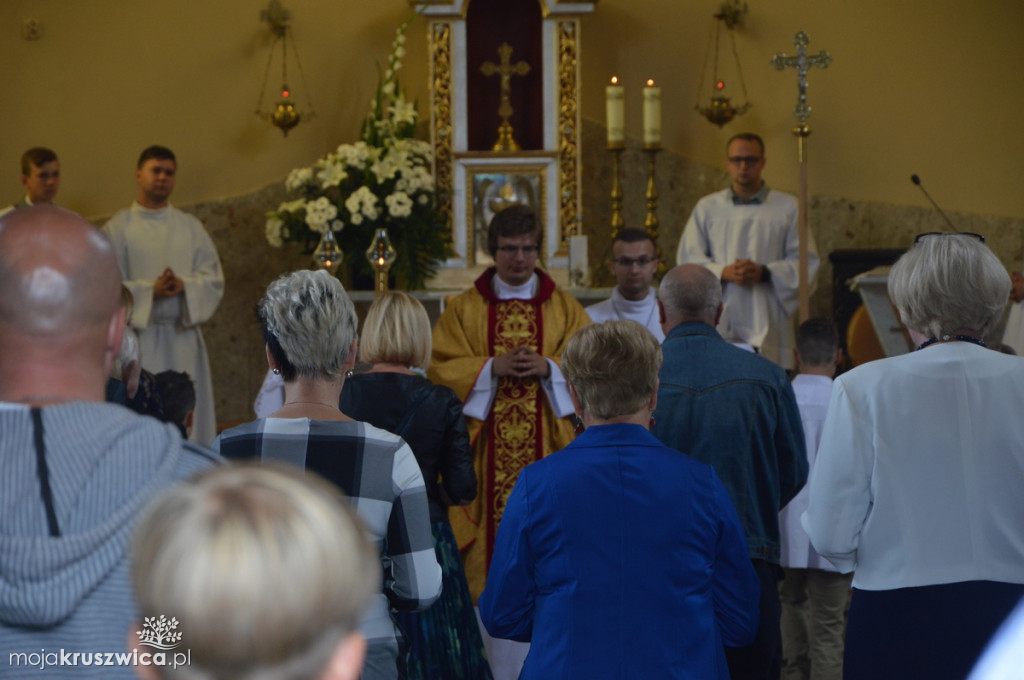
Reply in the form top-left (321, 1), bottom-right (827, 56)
top-left (214, 418), bottom-right (442, 651)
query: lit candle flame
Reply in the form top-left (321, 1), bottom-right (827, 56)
top-left (646, 79), bottom-right (655, 87)
top-left (611, 76), bottom-right (618, 85)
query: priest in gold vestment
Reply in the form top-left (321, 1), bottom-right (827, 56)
top-left (429, 206), bottom-right (590, 600)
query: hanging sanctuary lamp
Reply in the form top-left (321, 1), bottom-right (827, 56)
top-left (694, 1), bottom-right (751, 128)
top-left (255, 0), bottom-right (316, 136)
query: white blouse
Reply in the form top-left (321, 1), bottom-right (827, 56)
top-left (802, 342), bottom-right (1024, 590)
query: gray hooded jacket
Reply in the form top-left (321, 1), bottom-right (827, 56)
top-left (0, 402), bottom-right (219, 677)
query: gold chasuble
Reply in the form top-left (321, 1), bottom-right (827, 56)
top-left (429, 268), bottom-right (590, 600)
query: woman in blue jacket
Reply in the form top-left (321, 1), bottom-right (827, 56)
top-left (480, 319), bottom-right (759, 679)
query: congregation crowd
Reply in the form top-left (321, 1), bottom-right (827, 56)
top-left (1, 133), bottom-right (1023, 680)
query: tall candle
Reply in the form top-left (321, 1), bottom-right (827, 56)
top-left (642, 79), bottom-right (661, 147)
top-left (605, 76), bottom-right (625, 146)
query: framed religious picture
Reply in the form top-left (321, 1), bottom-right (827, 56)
top-left (465, 163), bottom-right (546, 266)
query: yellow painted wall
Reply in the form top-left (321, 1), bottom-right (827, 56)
top-left (2, 0), bottom-right (1022, 221)
top-left (583, 0), bottom-right (1024, 220)
top-left (0, 0), bottom-right (429, 217)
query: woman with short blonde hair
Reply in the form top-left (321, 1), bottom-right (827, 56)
top-left (480, 320), bottom-right (759, 679)
top-left (359, 291), bottom-right (432, 369)
top-left (132, 464), bottom-right (378, 680)
top-left (340, 291), bottom-right (488, 680)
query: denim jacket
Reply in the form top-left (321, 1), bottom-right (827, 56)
top-left (652, 322), bottom-right (807, 563)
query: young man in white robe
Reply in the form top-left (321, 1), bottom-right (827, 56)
top-left (586, 228), bottom-right (664, 341)
top-left (0, 147), bottom-right (61, 218)
top-left (677, 133), bottom-right (819, 369)
top-left (103, 145), bottom-right (224, 445)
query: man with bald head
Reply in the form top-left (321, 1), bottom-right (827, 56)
top-left (651, 264), bottom-right (807, 680)
top-left (0, 206), bottom-right (219, 677)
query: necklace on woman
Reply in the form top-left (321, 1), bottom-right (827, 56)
top-left (915, 335), bottom-right (987, 351)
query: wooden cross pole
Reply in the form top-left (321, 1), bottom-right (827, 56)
top-left (481, 43), bottom-right (531, 152)
top-left (771, 30), bottom-right (832, 322)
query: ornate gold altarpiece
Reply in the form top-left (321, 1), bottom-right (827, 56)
top-left (414, 0), bottom-right (596, 289)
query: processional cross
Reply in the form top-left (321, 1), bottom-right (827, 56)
top-left (481, 43), bottom-right (531, 152)
top-left (771, 30), bottom-right (832, 321)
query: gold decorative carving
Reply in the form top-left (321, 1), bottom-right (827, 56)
top-left (430, 21), bottom-right (455, 242)
top-left (556, 20), bottom-right (580, 255)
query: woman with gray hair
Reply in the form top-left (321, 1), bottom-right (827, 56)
top-left (215, 270), bottom-right (441, 680)
top-left (132, 464), bottom-right (379, 680)
top-left (479, 320), bottom-right (759, 679)
top-left (803, 233), bottom-right (1024, 680)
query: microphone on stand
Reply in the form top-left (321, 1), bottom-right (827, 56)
top-left (910, 174), bottom-right (959, 232)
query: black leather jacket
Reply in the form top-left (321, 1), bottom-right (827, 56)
top-left (340, 372), bottom-right (477, 522)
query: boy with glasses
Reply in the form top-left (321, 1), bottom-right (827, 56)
top-left (587, 228), bottom-right (664, 340)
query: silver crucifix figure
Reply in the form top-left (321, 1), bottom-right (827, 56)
top-left (771, 31), bottom-right (832, 123)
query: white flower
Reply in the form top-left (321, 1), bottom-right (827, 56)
top-left (382, 81), bottom-right (395, 96)
top-left (418, 194), bottom-right (429, 205)
top-left (345, 186), bottom-right (379, 222)
top-left (330, 219), bottom-right (344, 232)
top-left (285, 167), bottom-right (314, 192)
top-left (370, 154), bottom-right (400, 183)
top-left (305, 196), bottom-right (338, 234)
top-left (265, 216), bottom-right (284, 247)
top-left (317, 162), bottom-right (348, 188)
top-left (394, 46), bottom-right (406, 60)
top-left (338, 141), bottom-right (373, 168)
top-left (385, 191), bottom-right (413, 218)
top-left (388, 95), bottom-right (417, 126)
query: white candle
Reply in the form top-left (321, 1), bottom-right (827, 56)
top-left (642, 79), bottom-right (661, 147)
top-left (605, 76), bottom-right (625, 146)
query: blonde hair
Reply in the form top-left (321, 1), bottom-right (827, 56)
top-left (561, 320), bottom-right (662, 420)
top-left (132, 464), bottom-right (379, 680)
top-left (359, 291), bottom-right (432, 369)
top-left (888, 234), bottom-right (1010, 339)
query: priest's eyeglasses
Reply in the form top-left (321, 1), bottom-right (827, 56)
top-left (728, 156), bottom-right (762, 165)
top-left (914, 232), bottom-right (985, 244)
top-left (496, 245), bottom-right (540, 256)
top-left (612, 256), bottom-right (658, 267)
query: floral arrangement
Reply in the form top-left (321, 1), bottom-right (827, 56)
top-left (265, 14), bottom-right (450, 289)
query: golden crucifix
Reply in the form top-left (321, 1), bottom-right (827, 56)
top-left (481, 43), bottom-right (531, 152)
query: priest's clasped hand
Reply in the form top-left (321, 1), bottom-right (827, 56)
top-left (493, 346), bottom-right (551, 379)
top-left (153, 267), bottom-right (185, 300)
top-left (721, 258), bottom-right (764, 286)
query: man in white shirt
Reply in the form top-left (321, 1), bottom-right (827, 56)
top-left (0, 147), bottom-right (60, 218)
top-left (586, 227), bottom-right (664, 341)
top-left (778, 319), bottom-right (851, 680)
top-left (678, 133), bottom-right (819, 368)
top-left (103, 146), bottom-right (224, 445)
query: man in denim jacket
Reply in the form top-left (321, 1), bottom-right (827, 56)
top-left (652, 264), bottom-right (807, 680)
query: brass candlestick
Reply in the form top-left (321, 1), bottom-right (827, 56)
top-left (609, 146), bottom-right (625, 237)
top-left (643, 147), bottom-right (666, 275)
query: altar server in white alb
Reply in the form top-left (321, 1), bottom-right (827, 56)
top-left (678, 132), bottom-right (818, 368)
top-left (586, 227), bottom-right (664, 341)
top-left (103, 145), bottom-right (224, 445)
